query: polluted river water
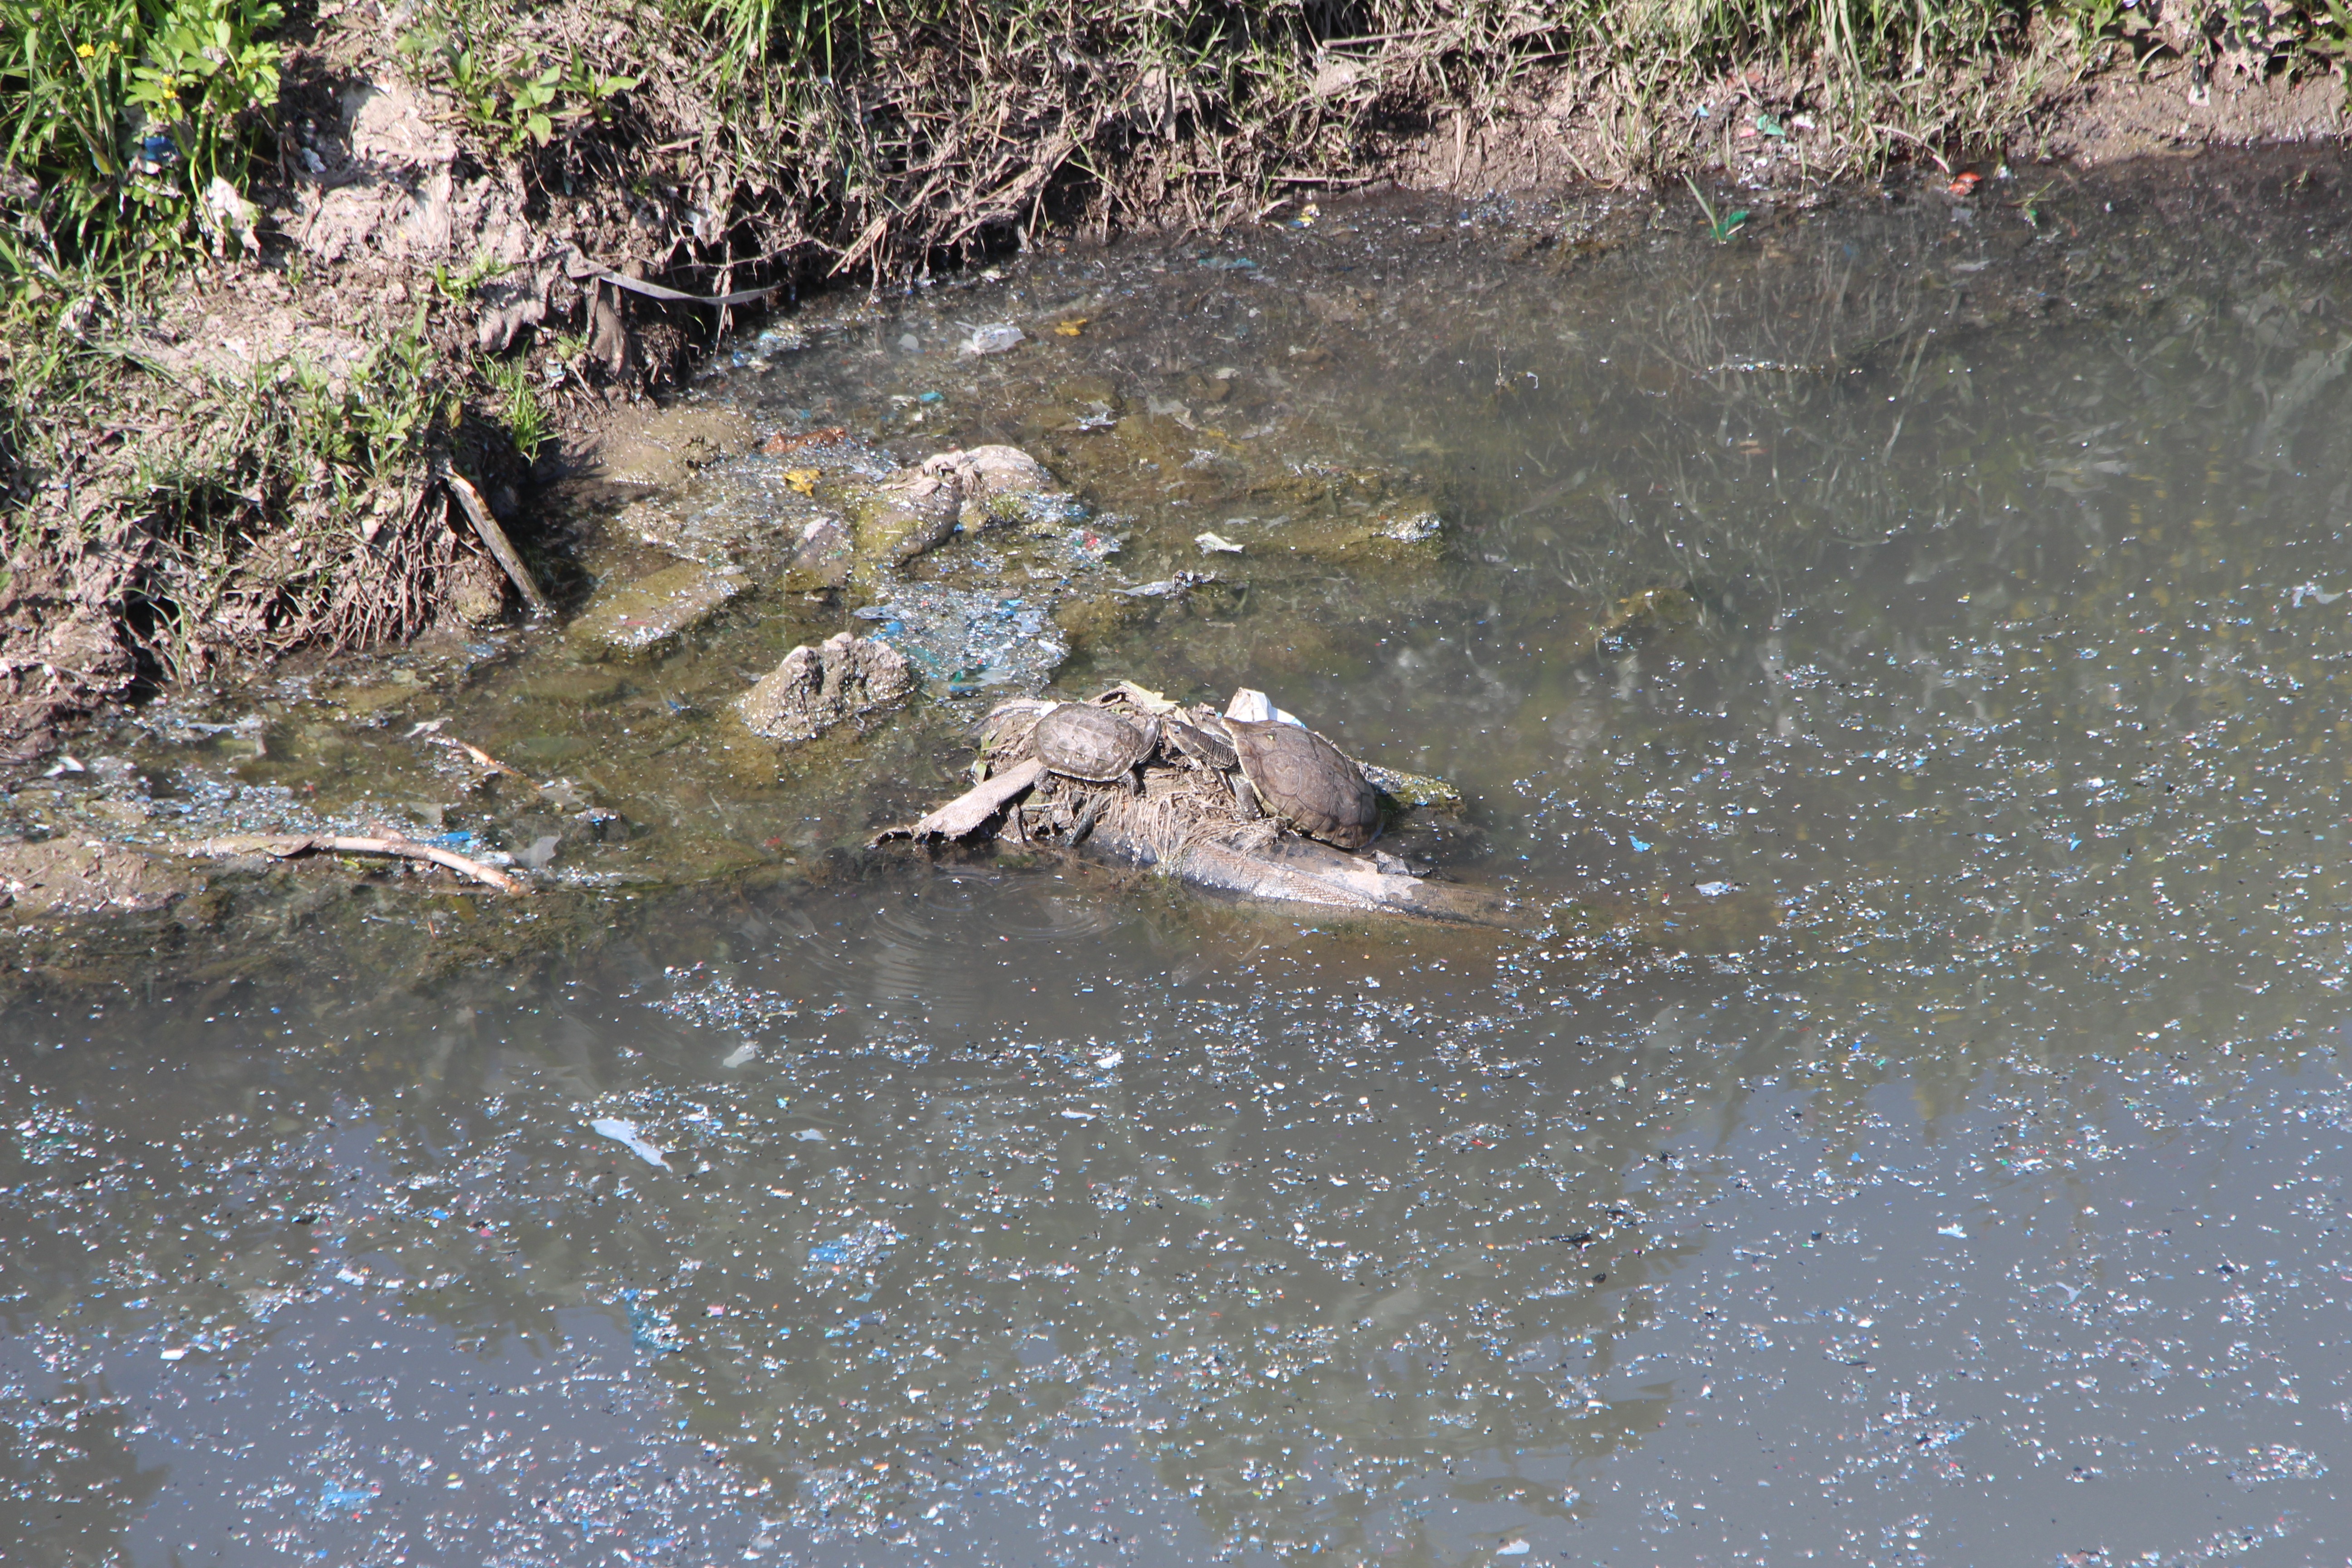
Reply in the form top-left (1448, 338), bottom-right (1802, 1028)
top-left (6, 148), bottom-right (2352, 1565)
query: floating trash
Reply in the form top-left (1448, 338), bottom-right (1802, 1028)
top-left (856, 587), bottom-right (1068, 693)
top-left (962, 323), bottom-right (1025, 355)
top-left (619, 1288), bottom-right (684, 1352)
top-left (807, 1221), bottom-right (905, 1276)
top-left (316, 1480), bottom-right (376, 1517)
top-left (591, 1117), bottom-right (671, 1169)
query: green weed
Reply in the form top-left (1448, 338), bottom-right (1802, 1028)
top-left (399, 3), bottom-right (638, 151)
top-left (1682, 174), bottom-right (1750, 244)
top-left (0, 0), bottom-right (283, 271)
top-left (484, 356), bottom-right (548, 460)
top-left (431, 253), bottom-right (512, 301)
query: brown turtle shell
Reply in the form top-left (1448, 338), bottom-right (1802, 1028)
top-left (1222, 718), bottom-right (1379, 848)
top-left (1032, 702), bottom-right (1157, 783)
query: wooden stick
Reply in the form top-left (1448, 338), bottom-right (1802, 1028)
top-left (188, 833), bottom-right (532, 895)
top-left (875, 758), bottom-right (1045, 842)
top-left (443, 469), bottom-right (552, 618)
top-left (434, 732), bottom-right (530, 781)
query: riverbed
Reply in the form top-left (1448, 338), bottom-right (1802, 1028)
top-left (5, 148), bottom-right (2351, 1565)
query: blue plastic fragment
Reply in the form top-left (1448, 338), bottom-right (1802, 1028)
top-left (316, 1480), bottom-right (374, 1516)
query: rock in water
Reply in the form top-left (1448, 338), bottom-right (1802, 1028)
top-left (737, 632), bottom-right (915, 742)
top-left (782, 516), bottom-right (853, 592)
top-left (857, 446), bottom-right (1066, 566)
top-left (568, 563), bottom-right (746, 657)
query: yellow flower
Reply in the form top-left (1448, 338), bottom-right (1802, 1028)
top-left (76, 42), bottom-right (95, 57)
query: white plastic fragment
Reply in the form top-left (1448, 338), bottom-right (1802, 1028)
top-left (961, 323), bottom-right (1025, 355)
top-left (1225, 688), bottom-right (1303, 727)
top-left (1196, 531), bottom-right (1245, 554)
top-left (1938, 1223), bottom-right (1967, 1238)
top-left (792, 1128), bottom-right (827, 1142)
top-left (723, 1042), bottom-right (759, 1068)
top-left (590, 1117), bottom-right (671, 1169)
top-left (1695, 881), bottom-right (1735, 897)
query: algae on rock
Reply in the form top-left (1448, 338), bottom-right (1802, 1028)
top-left (568, 563), bottom-right (748, 657)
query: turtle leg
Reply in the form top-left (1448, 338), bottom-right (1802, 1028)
top-left (1126, 765), bottom-right (1144, 796)
top-left (1230, 773), bottom-right (1262, 819)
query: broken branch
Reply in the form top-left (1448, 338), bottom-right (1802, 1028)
top-left (187, 832), bottom-right (532, 895)
top-left (874, 757), bottom-right (1046, 843)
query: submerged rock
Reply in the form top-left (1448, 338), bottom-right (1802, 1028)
top-left (737, 632), bottom-right (916, 742)
top-left (568, 563), bottom-right (746, 657)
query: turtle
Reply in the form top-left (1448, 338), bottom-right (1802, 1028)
top-left (1032, 701), bottom-right (1159, 794)
top-left (1220, 717), bottom-right (1380, 848)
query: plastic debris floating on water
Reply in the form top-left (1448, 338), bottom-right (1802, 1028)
top-left (1195, 531), bottom-right (1245, 554)
top-left (806, 1221), bottom-right (905, 1277)
top-left (618, 1288), bottom-right (683, 1352)
top-left (316, 1480), bottom-right (377, 1517)
top-left (961, 323), bottom-right (1025, 355)
top-left (854, 587), bottom-right (1068, 692)
top-left (590, 1117), bottom-right (671, 1169)
top-left (1114, 572), bottom-right (1217, 599)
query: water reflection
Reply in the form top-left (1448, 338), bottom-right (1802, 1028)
top-left (5, 149), bottom-right (2352, 1565)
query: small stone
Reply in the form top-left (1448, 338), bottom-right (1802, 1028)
top-left (737, 633), bottom-right (915, 742)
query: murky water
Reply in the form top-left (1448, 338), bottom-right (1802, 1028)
top-left (8, 150), bottom-right (2352, 1565)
